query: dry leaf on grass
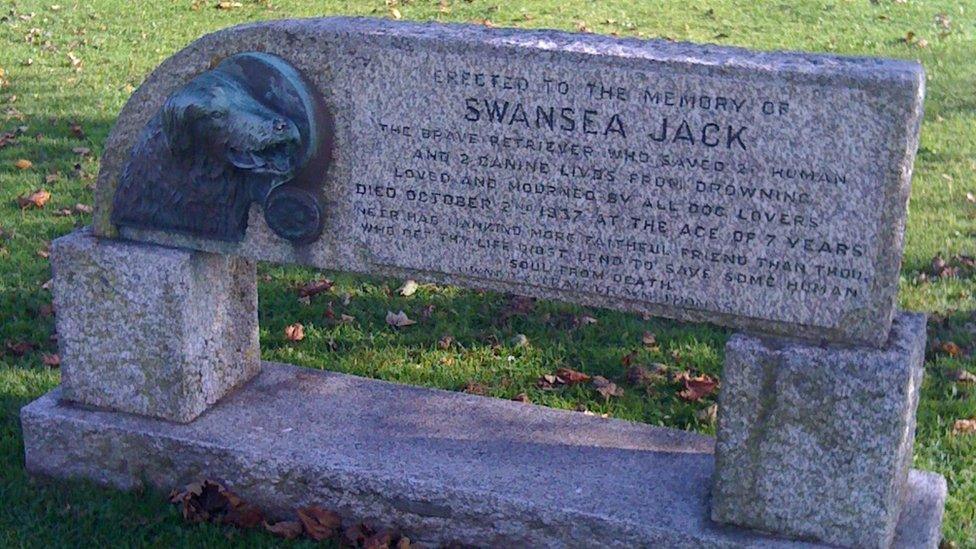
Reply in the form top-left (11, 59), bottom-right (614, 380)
top-left (398, 279), bottom-right (418, 296)
top-left (385, 310), bottom-right (416, 328)
top-left (297, 506), bottom-right (342, 541)
top-left (437, 334), bottom-right (454, 349)
top-left (463, 381), bottom-right (488, 395)
top-left (297, 278), bottom-right (333, 298)
top-left (947, 369), bottom-right (976, 383)
top-left (263, 519), bottom-right (303, 540)
top-left (555, 367), bottom-right (590, 384)
top-left (5, 340), bottom-right (36, 356)
top-left (641, 331), bottom-right (657, 348)
top-left (511, 333), bottom-right (529, 348)
top-left (952, 419), bottom-right (976, 435)
top-left (511, 392), bottom-right (530, 403)
top-left (17, 189), bottom-right (50, 209)
top-left (696, 403), bottom-right (718, 424)
top-left (941, 341), bottom-right (963, 357)
top-left (625, 363), bottom-right (667, 386)
top-left (592, 375), bottom-right (624, 400)
top-left (41, 353), bottom-right (60, 367)
top-left (284, 323), bottom-right (305, 342)
top-left (676, 372), bottom-right (719, 402)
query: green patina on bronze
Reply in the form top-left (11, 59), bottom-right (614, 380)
top-left (111, 52), bottom-right (331, 244)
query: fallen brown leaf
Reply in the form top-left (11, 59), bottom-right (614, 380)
top-left (620, 350), bottom-right (638, 367)
top-left (284, 323), bottom-right (305, 342)
top-left (437, 334), bottom-right (454, 350)
top-left (17, 188), bottom-right (50, 209)
top-left (41, 353), bottom-right (60, 367)
top-left (947, 369), bottom-right (976, 383)
top-left (263, 520), bottom-right (303, 540)
top-left (343, 523), bottom-right (369, 547)
top-left (365, 530), bottom-right (395, 549)
top-left (297, 278), bottom-right (333, 298)
top-left (676, 372), bottom-right (719, 402)
top-left (952, 419), bottom-right (976, 435)
top-left (398, 279), bottom-right (418, 296)
top-left (626, 363), bottom-right (667, 386)
top-left (592, 375), bottom-right (624, 400)
top-left (463, 381), bottom-right (488, 395)
top-left (695, 403), bottom-right (718, 424)
top-left (14, 158), bottom-right (32, 170)
top-left (297, 506), bottom-right (342, 541)
top-left (512, 392), bottom-right (530, 403)
top-left (169, 479), bottom-right (231, 523)
top-left (385, 310), bottom-right (416, 328)
top-left (224, 502), bottom-right (264, 529)
top-left (555, 367), bottom-right (591, 385)
top-left (216, 1), bottom-right (243, 9)
top-left (642, 331), bottom-right (657, 348)
top-left (69, 122), bottom-right (85, 139)
top-left (5, 340), bottom-right (36, 356)
top-left (941, 341), bottom-right (963, 357)
top-left (511, 333), bottom-right (529, 348)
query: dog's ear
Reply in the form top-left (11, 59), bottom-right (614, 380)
top-left (161, 90), bottom-right (203, 155)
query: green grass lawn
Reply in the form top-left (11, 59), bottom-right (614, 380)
top-left (1, 0), bottom-right (974, 545)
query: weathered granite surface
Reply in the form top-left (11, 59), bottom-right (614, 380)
top-left (712, 311), bottom-right (927, 548)
top-left (51, 229), bottom-right (259, 423)
top-left (92, 17), bottom-right (925, 346)
top-left (21, 361), bottom-right (945, 548)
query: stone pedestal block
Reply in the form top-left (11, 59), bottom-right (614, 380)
top-left (711, 311), bottom-right (927, 548)
top-left (51, 228), bottom-right (260, 423)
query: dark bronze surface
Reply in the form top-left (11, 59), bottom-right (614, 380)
top-left (112, 52), bottom-right (329, 243)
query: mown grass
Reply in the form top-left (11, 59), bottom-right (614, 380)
top-left (0, 0), bottom-right (974, 545)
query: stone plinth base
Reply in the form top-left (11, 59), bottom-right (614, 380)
top-left (50, 229), bottom-right (260, 423)
top-left (22, 362), bottom-right (945, 548)
top-left (713, 312), bottom-right (927, 548)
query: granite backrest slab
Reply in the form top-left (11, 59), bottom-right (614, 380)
top-left (92, 17), bottom-right (924, 347)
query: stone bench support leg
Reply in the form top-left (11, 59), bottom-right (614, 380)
top-left (711, 311), bottom-right (929, 548)
top-left (50, 228), bottom-right (260, 423)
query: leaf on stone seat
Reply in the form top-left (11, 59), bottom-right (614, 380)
top-left (297, 506), bottom-right (342, 541)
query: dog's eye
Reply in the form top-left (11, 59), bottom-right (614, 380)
top-left (210, 111), bottom-right (224, 119)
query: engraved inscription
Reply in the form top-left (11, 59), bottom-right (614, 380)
top-left (344, 50), bottom-right (887, 329)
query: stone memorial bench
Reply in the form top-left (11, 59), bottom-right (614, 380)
top-left (21, 17), bottom-right (946, 548)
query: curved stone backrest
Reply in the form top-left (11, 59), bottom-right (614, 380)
top-left (93, 17), bottom-right (925, 347)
